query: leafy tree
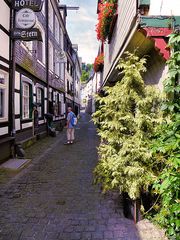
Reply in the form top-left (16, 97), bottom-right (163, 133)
top-left (80, 64), bottom-right (93, 83)
top-left (151, 33), bottom-right (180, 240)
top-left (92, 52), bottom-right (162, 200)
top-left (81, 70), bottom-right (89, 83)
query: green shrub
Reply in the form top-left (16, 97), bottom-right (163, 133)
top-left (93, 52), bottom-right (162, 200)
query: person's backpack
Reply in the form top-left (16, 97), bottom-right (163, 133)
top-left (71, 113), bottom-right (77, 126)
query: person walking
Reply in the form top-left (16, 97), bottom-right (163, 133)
top-left (65, 107), bottom-right (76, 144)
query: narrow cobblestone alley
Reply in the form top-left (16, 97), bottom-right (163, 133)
top-left (0, 113), bottom-right (166, 240)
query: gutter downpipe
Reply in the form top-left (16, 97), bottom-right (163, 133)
top-left (45, 0), bottom-right (49, 112)
top-left (9, 6), bottom-right (16, 142)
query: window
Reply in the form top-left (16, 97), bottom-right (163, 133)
top-left (55, 15), bottom-right (60, 42)
top-left (60, 28), bottom-right (63, 49)
top-left (0, 89), bottom-right (5, 118)
top-left (57, 94), bottom-right (62, 116)
top-left (36, 22), bottom-right (45, 64)
top-left (67, 60), bottom-right (70, 72)
top-left (37, 41), bottom-right (43, 62)
top-left (67, 80), bottom-right (69, 93)
top-left (70, 66), bottom-right (73, 76)
top-left (49, 41), bottom-right (54, 71)
top-left (0, 70), bottom-right (8, 120)
top-left (42, 1), bottom-right (45, 15)
top-left (54, 94), bottom-right (58, 116)
top-left (22, 82), bottom-right (30, 119)
top-left (36, 88), bottom-right (44, 118)
top-left (55, 50), bottom-right (60, 76)
top-left (48, 2), bottom-right (54, 31)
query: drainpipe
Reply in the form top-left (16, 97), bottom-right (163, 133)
top-left (45, 0), bottom-right (49, 112)
top-left (9, 7), bottom-right (16, 139)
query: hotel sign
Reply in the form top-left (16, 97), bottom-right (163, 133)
top-left (11, 28), bottom-right (42, 41)
top-left (12, 0), bottom-right (43, 41)
top-left (13, 0), bottom-right (43, 12)
top-left (16, 8), bottom-right (36, 29)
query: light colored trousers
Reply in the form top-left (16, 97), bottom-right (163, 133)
top-left (67, 128), bottom-right (75, 141)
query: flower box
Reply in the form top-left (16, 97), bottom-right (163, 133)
top-left (94, 53), bottom-right (104, 73)
top-left (96, 1), bottom-right (118, 42)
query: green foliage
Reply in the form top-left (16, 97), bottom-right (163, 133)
top-left (81, 70), bottom-right (89, 83)
top-left (151, 33), bottom-right (180, 240)
top-left (80, 64), bottom-right (93, 83)
top-left (162, 33), bottom-right (180, 113)
top-left (92, 52), bottom-right (162, 200)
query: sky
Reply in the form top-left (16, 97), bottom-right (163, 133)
top-left (61, 0), bottom-right (99, 64)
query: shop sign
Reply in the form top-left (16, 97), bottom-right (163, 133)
top-left (13, 0), bottom-right (43, 12)
top-left (16, 8), bottom-right (36, 29)
top-left (11, 28), bottom-right (42, 41)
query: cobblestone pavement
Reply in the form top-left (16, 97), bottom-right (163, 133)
top-left (0, 113), bottom-right (167, 240)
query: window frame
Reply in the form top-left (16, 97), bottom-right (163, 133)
top-left (22, 82), bottom-right (30, 119)
top-left (36, 87), bottom-right (44, 119)
top-left (0, 69), bottom-right (8, 122)
top-left (48, 1), bottom-right (54, 31)
top-left (21, 78), bottom-right (33, 120)
top-left (49, 41), bottom-right (54, 71)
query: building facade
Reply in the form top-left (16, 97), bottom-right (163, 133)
top-left (0, 0), bottom-right (81, 163)
top-left (80, 71), bottom-right (102, 114)
top-left (0, 0), bottom-right (11, 161)
top-left (96, 0), bottom-right (180, 89)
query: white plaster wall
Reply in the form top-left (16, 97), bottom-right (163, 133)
top-left (15, 119), bottom-right (21, 131)
top-left (0, 127), bottom-right (8, 136)
top-left (0, 61), bottom-right (9, 68)
top-left (0, 1), bottom-right (10, 30)
top-left (44, 100), bottom-right (47, 113)
top-left (33, 85), bottom-right (36, 94)
top-left (44, 87), bottom-right (47, 98)
top-left (15, 72), bottom-right (20, 90)
top-left (15, 92), bottom-right (20, 115)
top-left (149, 0), bottom-right (180, 15)
top-left (0, 31), bottom-right (9, 60)
top-left (22, 122), bottom-right (32, 129)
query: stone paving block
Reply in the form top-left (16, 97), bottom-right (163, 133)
top-left (92, 231), bottom-right (104, 239)
top-left (85, 225), bottom-right (96, 232)
top-left (70, 232), bottom-right (82, 240)
top-left (74, 225), bottom-right (85, 232)
top-left (45, 232), bottom-right (59, 240)
top-left (82, 232), bottom-right (92, 240)
top-left (64, 226), bottom-right (74, 233)
top-left (104, 230), bottom-right (114, 239)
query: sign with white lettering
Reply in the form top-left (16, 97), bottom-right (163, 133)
top-left (11, 28), bottom-right (42, 41)
top-left (13, 0), bottom-right (43, 12)
top-left (16, 8), bottom-right (36, 29)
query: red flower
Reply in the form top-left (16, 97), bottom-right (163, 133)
top-left (94, 53), bottom-right (104, 72)
top-left (96, 1), bottom-right (118, 41)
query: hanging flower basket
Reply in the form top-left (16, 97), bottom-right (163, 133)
top-left (96, 0), bottom-right (118, 42)
top-left (94, 53), bottom-right (104, 73)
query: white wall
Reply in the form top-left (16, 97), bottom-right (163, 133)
top-left (0, 1), bottom-right (10, 30)
top-left (149, 0), bottom-right (180, 15)
top-left (0, 31), bottom-right (9, 60)
top-left (104, 0), bottom-right (137, 82)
